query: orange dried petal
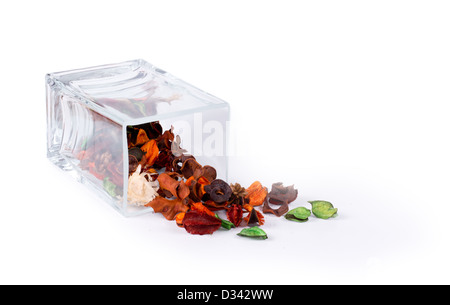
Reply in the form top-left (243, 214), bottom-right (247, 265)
top-left (141, 139), bottom-right (159, 166)
top-left (245, 181), bottom-right (268, 206)
top-left (135, 129), bottom-right (150, 145)
top-left (176, 212), bottom-right (186, 227)
top-left (191, 202), bottom-right (216, 217)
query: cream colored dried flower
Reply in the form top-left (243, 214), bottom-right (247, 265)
top-left (127, 165), bottom-right (159, 206)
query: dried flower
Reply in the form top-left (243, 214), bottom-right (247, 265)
top-left (127, 165), bottom-right (159, 206)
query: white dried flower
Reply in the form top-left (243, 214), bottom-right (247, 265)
top-left (127, 165), bottom-right (159, 206)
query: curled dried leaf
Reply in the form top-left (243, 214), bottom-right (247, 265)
top-left (268, 182), bottom-right (298, 205)
top-left (157, 172), bottom-right (190, 201)
top-left (145, 197), bottom-right (189, 220)
top-left (262, 197), bottom-right (289, 217)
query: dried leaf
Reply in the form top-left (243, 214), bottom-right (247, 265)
top-left (157, 173), bottom-right (190, 201)
top-left (182, 210), bottom-right (222, 235)
top-left (145, 197), bottom-right (189, 220)
top-left (262, 197), bottom-right (289, 217)
top-left (157, 173), bottom-right (180, 198)
top-left (268, 182), bottom-right (298, 205)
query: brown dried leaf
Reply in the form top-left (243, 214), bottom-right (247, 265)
top-left (268, 182), bottom-right (298, 205)
top-left (262, 197), bottom-right (289, 217)
top-left (145, 197), bottom-right (189, 220)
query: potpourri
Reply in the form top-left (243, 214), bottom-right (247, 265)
top-left (79, 120), bottom-right (338, 238)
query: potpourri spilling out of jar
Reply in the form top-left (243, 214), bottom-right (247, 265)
top-left (108, 120), bottom-right (336, 239)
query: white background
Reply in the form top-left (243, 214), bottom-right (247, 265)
top-left (1, 0), bottom-right (449, 285)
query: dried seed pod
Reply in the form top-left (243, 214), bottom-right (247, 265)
top-left (204, 179), bottom-right (232, 204)
top-left (180, 158), bottom-right (203, 179)
top-left (128, 155), bottom-right (139, 174)
top-left (237, 227), bottom-right (268, 240)
top-left (309, 200), bottom-right (338, 219)
top-left (128, 147), bottom-right (144, 161)
top-left (284, 207), bottom-right (311, 222)
top-left (244, 208), bottom-right (265, 227)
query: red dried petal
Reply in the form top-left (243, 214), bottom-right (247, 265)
top-left (226, 204), bottom-right (243, 227)
top-left (182, 210), bottom-right (222, 235)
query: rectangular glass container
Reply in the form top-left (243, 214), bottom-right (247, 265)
top-left (46, 59), bottom-right (229, 216)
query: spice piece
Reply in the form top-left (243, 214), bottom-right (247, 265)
top-left (285, 207), bottom-right (311, 222)
top-left (226, 204), bottom-right (244, 227)
top-left (182, 210), bottom-right (222, 235)
top-left (245, 181), bottom-right (268, 206)
top-left (309, 200), bottom-right (338, 219)
top-left (237, 227), bottom-right (268, 240)
top-left (145, 197), bottom-right (189, 220)
top-left (262, 197), bottom-right (289, 217)
top-left (204, 179), bottom-right (232, 204)
top-left (268, 182), bottom-right (298, 205)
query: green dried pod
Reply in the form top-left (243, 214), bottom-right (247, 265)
top-left (215, 214), bottom-right (235, 230)
top-left (309, 200), bottom-right (338, 219)
top-left (285, 207), bottom-right (311, 222)
top-left (237, 227), bottom-right (268, 240)
top-left (103, 177), bottom-right (117, 197)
